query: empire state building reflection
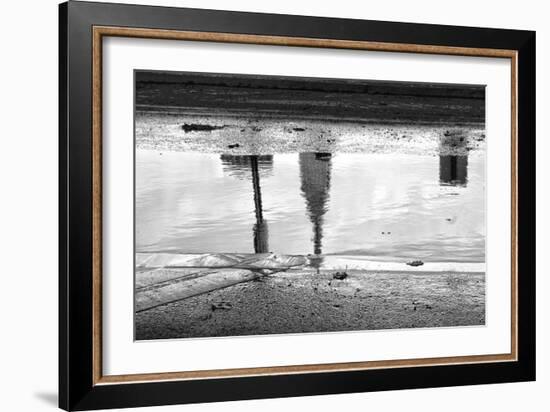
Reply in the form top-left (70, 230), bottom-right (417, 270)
top-left (299, 153), bottom-right (332, 267)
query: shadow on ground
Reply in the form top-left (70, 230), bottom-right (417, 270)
top-left (34, 392), bottom-right (57, 407)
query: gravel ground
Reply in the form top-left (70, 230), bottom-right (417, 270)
top-left (135, 270), bottom-right (485, 340)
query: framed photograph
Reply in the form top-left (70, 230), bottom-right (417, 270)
top-left (59, 1), bottom-right (535, 410)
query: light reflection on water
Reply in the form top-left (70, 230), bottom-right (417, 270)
top-left (136, 150), bottom-right (484, 262)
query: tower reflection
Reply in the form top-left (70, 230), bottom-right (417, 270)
top-left (250, 156), bottom-right (269, 253)
top-left (220, 154), bottom-right (271, 253)
top-left (299, 153), bottom-right (332, 267)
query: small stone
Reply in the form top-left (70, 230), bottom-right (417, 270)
top-left (406, 260), bottom-right (424, 267)
top-left (333, 271), bottom-right (348, 280)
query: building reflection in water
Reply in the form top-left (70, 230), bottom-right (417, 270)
top-left (439, 131), bottom-right (469, 187)
top-left (299, 153), bottom-right (332, 269)
top-left (220, 154), bottom-right (271, 253)
top-left (439, 155), bottom-right (468, 186)
top-left (221, 152), bottom-right (333, 258)
top-left (220, 149), bottom-right (467, 260)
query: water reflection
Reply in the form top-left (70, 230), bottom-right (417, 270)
top-left (220, 154), bottom-right (273, 179)
top-left (438, 131), bottom-right (469, 187)
top-left (299, 153), bottom-right (332, 258)
top-left (219, 154), bottom-right (271, 253)
top-left (250, 156), bottom-right (269, 253)
top-left (136, 149), bottom-right (484, 262)
top-left (220, 152), bottom-right (334, 257)
top-left (439, 155), bottom-right (468, 186)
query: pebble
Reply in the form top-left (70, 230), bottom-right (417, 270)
top-left (333, 271), bottom-right (348, 280)
top-left (406, 260), bottom-right (424, 267)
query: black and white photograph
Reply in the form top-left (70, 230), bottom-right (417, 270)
top-left (134, 70), bottom-right (486, 340)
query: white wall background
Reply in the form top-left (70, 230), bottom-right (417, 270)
top-left (0, 0), bottom-right (546, 411)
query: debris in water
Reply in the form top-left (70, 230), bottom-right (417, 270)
top-left (227, 143), bottom-right (240, 149)
top-left (333, 271), bottom-right (348, 280)
top-left (181, 123), bottom-right (225, 132)
top-left (406, 260), bottom-right (424, 267)
top-left (293, 127), bottom-right (305, 132)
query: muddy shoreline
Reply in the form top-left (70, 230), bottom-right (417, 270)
top-left (135, 269), bottom-right (485, 340)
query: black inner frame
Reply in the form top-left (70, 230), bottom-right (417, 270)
top-left (59, 1), bottom-right (535, 410)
